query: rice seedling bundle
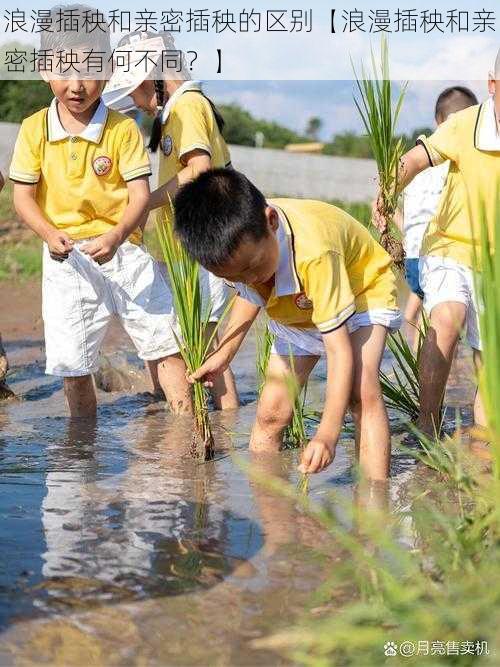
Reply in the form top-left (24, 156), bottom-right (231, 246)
top-left (156, 203), bottom-right (229, 459)
top-left (353, 36), bottom-right (407, 271)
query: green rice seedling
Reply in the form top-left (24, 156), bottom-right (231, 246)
top-left (256, 322), bottom-right (275, 395)
top-left (156, 204), bottom-right (232, 459)
top-left (249, 432), bottom-right (500, 666)
top-left (352, 36), bottom-right (408, 270)
top-left (474, 196), bottom-right (500, 477)
top-left (379, 315), bottom-right (429, 422)
top-left (255, 324), bottom-right (308, 447)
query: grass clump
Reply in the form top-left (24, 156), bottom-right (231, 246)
top-left (0, 238), bottom-right (42, 281)
top-left (379, 316), bottom-right (429, 422)
top-left (352, 36), bottom-right (407, 270)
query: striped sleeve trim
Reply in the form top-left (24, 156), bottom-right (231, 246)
top-left (415, 136), bottom-right (445, 168)
top-left (9, 169), bottom-right (40, 184)
top-left (179, 143), bottom-right (213, 159)
top-left (316, 303), bottom-right (356, 334)
top-left (121, 165), bottom-right (152, 182)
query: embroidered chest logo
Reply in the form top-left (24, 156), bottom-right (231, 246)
top-left (295, 293), bottom-right (313, 310)
top-left (161, 135), bottom-right (173, 156)
top-left (92, 156), bottom-right (112, 176)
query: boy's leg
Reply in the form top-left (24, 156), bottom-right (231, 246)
top-left (349, 324), bottom-right (390, 481)
top-left (63, 375), bottom-right (97, 417)
top-left (152, 354), bottom-right (193, 415)
top-left (250, 353), bottom-right (319, 452)
top-left (116, 243), bottom-right (193, 415)
top-left (205, 323), bottom-right (239, 410)
top-left (42, 243), bottom-right (112, 416)
top-left (417, 302), bottom-right (466, 436)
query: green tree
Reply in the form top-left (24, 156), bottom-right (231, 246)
top-left (305, 116), bottom-right (322, 140)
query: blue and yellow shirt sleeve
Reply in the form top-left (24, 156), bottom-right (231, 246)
top-left (417, 113), bottom-right (460, 167)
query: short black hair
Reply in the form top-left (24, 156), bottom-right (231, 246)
top-left (435, 86), bottom-right (478, 121)
top-left (174, 169), bottom-right (268, 268)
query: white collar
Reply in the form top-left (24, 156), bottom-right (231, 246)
top-left (231, 204), bottom-right (302, 304)
top-left (161, 81), bottom-right (203, 124)
top-left (273, 204), bottom-right (302, 297)
top-left (475, 96), bottom-right (500, 152)
top-left (47, 98), bottom-right (108, 143)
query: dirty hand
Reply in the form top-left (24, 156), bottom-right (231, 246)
top-left (81, 229), bottom-right (122, 264)
top-left (188, 350), bottom-right (230, 387)
top-left (47, 229), bottom-right (74, 261)
top-left (371, 193), bottom-right (387, 234)
top-left (298, 438), bottom-right (336, 474)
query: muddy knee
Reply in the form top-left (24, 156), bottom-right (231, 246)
top-left (255, 402), bottom-right (292, 436)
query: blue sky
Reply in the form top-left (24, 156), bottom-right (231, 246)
top-left (204, 79), bottom-right (489, 138)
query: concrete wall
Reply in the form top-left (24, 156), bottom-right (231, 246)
top-left (1, 122), bottom-right (376, 203)
top-left (228, 144), bottom-right (377, 202)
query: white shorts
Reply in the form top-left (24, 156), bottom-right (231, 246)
top-left (419, 255), bottom-right (481, 351)
top-left (198, 267), bottom-right (228, 322)
top-left (42, 240), bottom-right (180, 376)
top-left (269, 309), bottom-right (402, 357)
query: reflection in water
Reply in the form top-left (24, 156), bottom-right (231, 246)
top-left (29, 417), bottom-right (264, 616)
top-left (0, 336), bottom-right (425, 664)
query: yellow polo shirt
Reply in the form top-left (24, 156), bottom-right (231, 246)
top-left (418, 102), bottom-right (500, 269)
top-left (10, 99), bottom-right (151, 244)
top-left (234, 199), bottom-right (398, 333)
top-left (157, 88), bottom-right (231, 194)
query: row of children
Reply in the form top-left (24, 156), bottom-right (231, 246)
top-left (5, 7), bottom-right (500, 480)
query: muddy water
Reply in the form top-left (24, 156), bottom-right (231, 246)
top-left (0, 316), bottom-right (476, 665)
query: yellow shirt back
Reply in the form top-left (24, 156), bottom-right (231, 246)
top-left (9, 100), bottom-right (151, 244)
top-left (235, 199), bottom-right (398, 333)
top-left (418, 103), bottom-right (500, 269)
top-left (158, 90), bottom-right (230, 188)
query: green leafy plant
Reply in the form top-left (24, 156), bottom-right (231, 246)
top-left (379, 317), bottom-right (429, 422)
top-left (475, 196), bottom-right (500, 477)
top-left (352, 36), bottom-right (408, 270)
top-left (156, 204), bottom-right (231, 459)
top-left (250, 433), bottom-right (500, 666)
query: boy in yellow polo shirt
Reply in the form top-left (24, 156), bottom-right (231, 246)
top-left (10, 6), bottom-right (182, 417)
top-left (174, 169), bottom-right (402, 479)
top-left (374, 49), bottom-right (500, 437)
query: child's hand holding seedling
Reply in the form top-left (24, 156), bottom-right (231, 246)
top-left (298, 438), bottom-right (335, 474)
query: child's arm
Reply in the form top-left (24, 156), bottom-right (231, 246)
top-left (149, 150), bottom-right (211, 212)
top-left (188, 295), bottom-right (261, 386)
top-left (13, 183), bottom-right (74, 260)
top-left (298, 324), bottom-right (354, 474)
top-left (81, 176), bottom-right (150, 264)
top-left (372, 145), bottom-right (430, 232)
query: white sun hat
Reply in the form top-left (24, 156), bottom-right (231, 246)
top-left (103, 32), bottom-right (166, 111)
